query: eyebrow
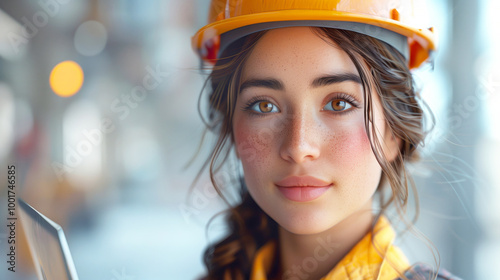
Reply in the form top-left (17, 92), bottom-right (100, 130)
top-left (240, 73), bottom-right (362, 92)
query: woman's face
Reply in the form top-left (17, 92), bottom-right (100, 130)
top-left (232, 27), bottom-right (399, 235)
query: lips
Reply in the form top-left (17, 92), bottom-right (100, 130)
top-left (275, 176), bottom-right (331, 188)
top-left (275, 176), bottom-right (332, 202)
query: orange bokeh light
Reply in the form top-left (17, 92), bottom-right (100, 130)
top-left (49, 61), bottom-right (84, 97)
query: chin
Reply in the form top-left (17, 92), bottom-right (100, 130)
top-left (282, 225), bottom-right (326, 235)
top-left (279, 221), bottom-right (334, 235)
top-left (274, 212), bottom-right (340, 235)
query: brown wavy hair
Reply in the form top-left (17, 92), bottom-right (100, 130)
top-left (194, 27), bottom-right (429, 280)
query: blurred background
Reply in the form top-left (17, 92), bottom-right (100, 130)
top-left (0, 0), bottom-right (498, 279)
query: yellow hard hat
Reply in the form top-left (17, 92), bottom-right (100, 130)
top-left (192, 0), bottom-right (436, 69)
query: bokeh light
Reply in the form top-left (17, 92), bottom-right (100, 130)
top-left (49, 60), bottom-right (84, 97)
top-left (74, 20), bottom-right (108, 56)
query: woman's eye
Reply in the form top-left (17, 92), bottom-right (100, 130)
top-left (251, 101), bottom-right (279, 113)
top-left (324, 99), bottom-right (353, 112)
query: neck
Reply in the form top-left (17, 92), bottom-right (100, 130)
top-left (277, 202), bottom-right (374, 280)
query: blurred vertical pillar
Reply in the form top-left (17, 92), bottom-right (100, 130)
top-left (447, 0), bottom-right (480, 279)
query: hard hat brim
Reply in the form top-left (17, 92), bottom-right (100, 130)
top-left (192, 10), bottom-right (435, 69)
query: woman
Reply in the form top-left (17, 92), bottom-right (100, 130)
top-left (191, 1), bottom-right (461, 279)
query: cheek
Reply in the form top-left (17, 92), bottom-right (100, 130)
top-left (233, 120), bottom-right (281, 204)
top-left (233, 120), bottom-right (276, 173)
top-left (326, 121), bottom-right (382, 194)
top-left (327, 124), bottom-right (374, 167)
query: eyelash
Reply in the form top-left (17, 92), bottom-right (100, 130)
top-left (241, 93), bottom-right (361, 116)
top-left (241, 96), bottom-right (277, 116)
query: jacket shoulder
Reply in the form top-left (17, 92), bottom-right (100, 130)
top-left (395, 263), bottom-right (462, 280)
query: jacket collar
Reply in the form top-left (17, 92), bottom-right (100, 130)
top-left (250, 216), bottom-right (410, 280)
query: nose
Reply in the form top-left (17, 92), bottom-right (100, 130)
top-left (279, 111), bottom-right (321, 163)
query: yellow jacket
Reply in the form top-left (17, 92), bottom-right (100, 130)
top-left (250, 216), bottom-right (410, 280)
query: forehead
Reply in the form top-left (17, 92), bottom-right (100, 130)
top-left (242, 27), bottom-right (358, 82)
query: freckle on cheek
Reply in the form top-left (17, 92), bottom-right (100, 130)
top-left (235, 128), bottom-right (272, 166)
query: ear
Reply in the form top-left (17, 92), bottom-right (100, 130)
top-left (383, 126), bottom-right (402, 163)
